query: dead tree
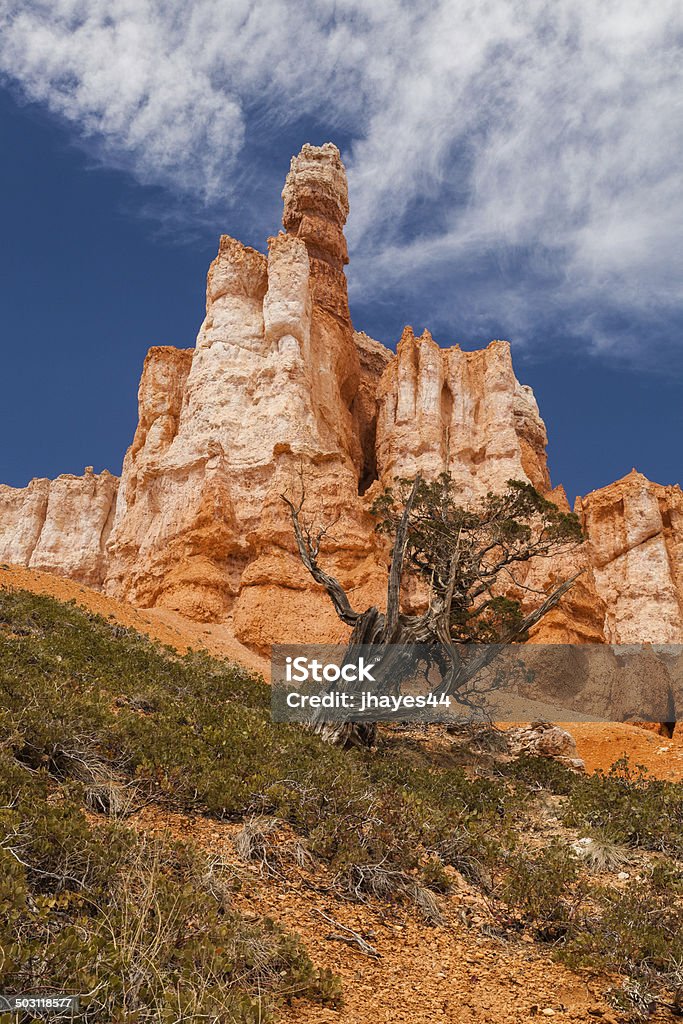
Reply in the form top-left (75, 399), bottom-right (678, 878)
top-left (282, 473), bottom-right (583, 748)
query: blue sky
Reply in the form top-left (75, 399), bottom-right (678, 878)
top-left (0, 1), bottom-right (682, 504)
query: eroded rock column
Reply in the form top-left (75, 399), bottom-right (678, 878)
top-left (376, 331), bottom-right (550, 498)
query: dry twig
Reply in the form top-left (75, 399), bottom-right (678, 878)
top-left (312, 908), bottom-right (381, 958)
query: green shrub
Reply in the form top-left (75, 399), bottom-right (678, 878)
top-left (501, 843), bottom-right (583, 939)
top-left (564, 757), bottom-right (683, 855)
top-left (563, 878), bottom-right (683, 1018)
top-left (503, 754), bottom-right (578, 795)
top-left (419, 856), bottom-right (452, 893)
top-left (1, 589), bottom-right (515, 887)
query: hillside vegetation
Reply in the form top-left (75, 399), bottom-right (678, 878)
top-left (1, 587), bottom-right (683, 1022)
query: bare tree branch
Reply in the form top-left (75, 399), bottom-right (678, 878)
top-left (505, 570), bottom-right (583, 640)
top-left (281, 492), bottom-right (360, 627)
top-left (384, 475), bottom-right (421, 641)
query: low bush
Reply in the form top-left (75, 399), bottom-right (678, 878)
top-left (0, 589), bottom-right (515, 890)
top-left (563, 878), bottom-right (683, 1018)
top-left (501, 843), bottom-right (584, 940)
top-left (503, 753), bottom-right (578, 795)
top-left (564, 756), bottom-right (683, 855)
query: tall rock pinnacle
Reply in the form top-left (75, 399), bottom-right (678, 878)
top-left (281, 142), bottom-right (351, 325)
top-left (282, 142), bottom-right (349, 271)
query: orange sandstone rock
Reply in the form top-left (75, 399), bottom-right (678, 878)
top-left (101, 144), bottom-right (384, 642)
top-left (376, 328), bottom-right (550, 497)
top-left (0, 468), bottom-right (117, 587)
top-left (577, 471), bottom-right (683, 643)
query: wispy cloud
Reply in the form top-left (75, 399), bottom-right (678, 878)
top-left (1, 0), bottom-right (681, 357)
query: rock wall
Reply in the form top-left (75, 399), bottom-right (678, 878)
top-left (0, 141), bottom-right (681, 653)
top-left (376, 327), bottom-right (549, 497)
top-left (577, 471), bottom-right (683, 643)
top-left (518, 472), bottom-right (683, 646)
top-left (352, 331), bottom-right (393, 495)
top-left (101, 142), bottom-right (563, 648)
top-left (0, 468), bottom-right (117, 587)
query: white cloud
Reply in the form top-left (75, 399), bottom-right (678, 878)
top-left (1, 0), bottom-right (681, 354)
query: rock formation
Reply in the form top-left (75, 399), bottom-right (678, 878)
top-left (0, 468), bottom-right (117, 587)
top-left (375, 327), bottom-right (549, 497)
top-left (576, 471), bottom-right (683, 644)
top-left (0, 141), bottom-right (681, 655)
top-left (104, 143), bottom-right (386, 645)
